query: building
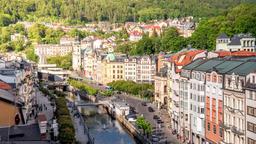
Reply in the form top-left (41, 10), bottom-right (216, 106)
top-left (129, 31), bottom-right (143, 41)
top-left (245, 72), bottom-right (256, 144)
top-left (35, 44), bottom-right (73, 64)
top-left (0, 89), bottom-right (24, 127)
top-left (167, 49), bottom-right (207, 142)
top-left (0, 69), bottom-right (24, 88)
top-left (72, 45), bottom-right (83, 71)
top-left (154, 66), bottom-right (168, 109)
top-left (59, 36), bottom-right (79, 45)
top-left (205, 60), bottom-right (244, 144)
top-left (136, 56), bottom-right (156, 83)
top-left (100, 53), bottom-right (125, 85)
top-left (83, 49), bottom-right (98, 80)
top-left (223, 61), bottom-right (256, 144)
top-left (216, 33), bottom-right (256, 52)
top-left (124, 56), bottom-right (137, 82)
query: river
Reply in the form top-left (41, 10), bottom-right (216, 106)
top-left (80, 106), bottom-right (139, 144)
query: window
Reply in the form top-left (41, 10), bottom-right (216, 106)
top-left (208, 122), bottom-right (211, 131)
top-left (201, 108), bottom-right (204, 114)
top-left (248, 106), bottom-right (255, 116)
top-left (213, 125), bottom-right (216, 134)
top-left (248, 122), bottom-right (254, 132)
top-left (248, 138), bottom-right (256, 144)
top-left (219, 127), bottom-right (223, 137)
top-left (113, 70), bottom-right (115, 73)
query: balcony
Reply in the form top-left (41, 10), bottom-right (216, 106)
top-left (231, 126), bottom-right (244, 135)
top-left (245, 82), bottom-right (256, 90)
top-left (220, 122), bottom-right (231, 130)
top-left (224, 105), bottom-right (244, 115)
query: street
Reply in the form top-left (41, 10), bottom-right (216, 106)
top-left (113, 93), bottom-right (179, 144)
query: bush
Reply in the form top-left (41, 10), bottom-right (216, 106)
top-left (107, 80), bottom-right (154, 99)
top-left (68, 79), bottom-right (98, 95)
top-left (55, 97), bottom-right (75, 143)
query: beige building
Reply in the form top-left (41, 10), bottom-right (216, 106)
top-left (100, 53), bottom-right (125, 85)
top-left (222, 62), bottom-right (256, 144)
top-left (154, 66), bottom-right (168, 109)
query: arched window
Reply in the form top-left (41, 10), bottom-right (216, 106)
top-left (212, 74), bottom-right (217, 83)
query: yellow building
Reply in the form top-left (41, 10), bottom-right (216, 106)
top-left (100, 53), bottom-right (125, 85)
top-left (0, 89), bottom-right (24, 127)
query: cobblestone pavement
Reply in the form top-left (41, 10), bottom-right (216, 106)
top-left (26, 87), bottom-right (54, 124)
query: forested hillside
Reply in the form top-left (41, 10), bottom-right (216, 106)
top-left (0, 0), bottom-right (254, 25)
top-left (117, 3), bottom-right (256, 55)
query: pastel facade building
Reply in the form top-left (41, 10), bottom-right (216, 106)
top-left (245, 72), bottom-right (256, 144)
top-left (154, 66), bottom-right (168, 109)
top-left (136, 56), bottom-right (156, 83)
top-left (223, 62), bottom-right (256, 144)
top-left (167, 49), bottom-right (207, 142)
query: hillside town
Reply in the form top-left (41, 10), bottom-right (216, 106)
top-left (28, 29), bottom-right (256, 144)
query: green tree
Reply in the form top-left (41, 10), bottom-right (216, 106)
top-left (28, 23), bottom-right (47, 43)
top-left (0, 13), bottom-right (14, 27)
top-left (136, 116), bottom-right (152, 136)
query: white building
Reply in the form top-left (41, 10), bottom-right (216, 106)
top-left (216, 33), bottom-right (256, 52)
top-left (124, 57), bottom-right (137, 82)
top-left (136, 56), bottom-right (156, 83)
top-left (167, 50), bottom-right (207, 142)
top-left (222, 62), bottom-right (256, 144)
top-left (60, 36), bottom-right (79, 45)
top-left (72, 45), bottom-right (83, 71)
top-left (245, 72), bottom-right (256, 144)
top-left (35, 44), bottom-right (73, 64)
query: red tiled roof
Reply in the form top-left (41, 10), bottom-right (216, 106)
top-left (216, 51), bottom-right (256, 57)
top-left (129, 31), bottom-right (143, 36)
top-left (232, 51), bottom-right (256, 56)
top-left (0, 81), bottom-right (12, 90)
top-left (215, 51), bottom-right (232, 57)
top-left (170, 50), bottom-right (205, 73)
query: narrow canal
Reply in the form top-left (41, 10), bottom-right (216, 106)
top-left (80, 105), bottom-right (139, 144)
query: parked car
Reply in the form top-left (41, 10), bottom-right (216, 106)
top-left (148, 107), bottom-right (155, 112)
top-left (141, 102), bottom-right (147, 106)
top-left (128, 117), bottom-right (136, 122)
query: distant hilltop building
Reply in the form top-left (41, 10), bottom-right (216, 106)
top-left (216, 33), bottom-right (256, 52)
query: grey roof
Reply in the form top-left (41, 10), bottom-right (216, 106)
top-left (0, 89), bottom-right (15, 102)
top-left (227, 61), bottom-right (256, 76)
top-left (228, 33), bottom-right (255, 46)
top-left (182, 58), bottom-right (205, 70)
top-left (208, 60), bottom-right (244, 74)
top-left (193, 59), bottom-right (224, 72)
top-left (228, 36), bottom-right (241, 45)
top-left (217, 33), bottom-right (229, 39)
top-left (0, 124), bottom-right (48, 142)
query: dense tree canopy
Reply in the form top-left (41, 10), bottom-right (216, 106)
top-left (0, 0), bottom-right (253, 24)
